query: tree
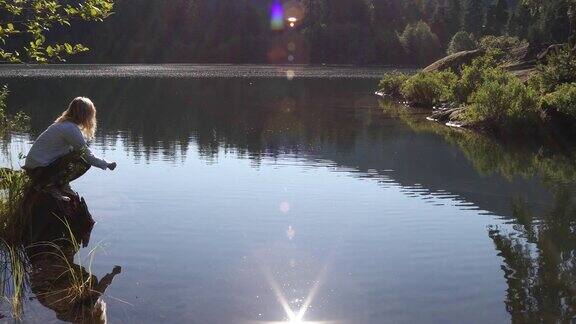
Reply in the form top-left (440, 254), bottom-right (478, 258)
top-left (0, 0), bottom-right (114, 62)
top-left (447, 31), bottom-right (478, 54)
top-left (446, 0), bottom-right (463, 36)
top-left (430, 2), bottom-right (450, 45)
top-left (485, 0), bottom-right (509, 36)
top-left (507, 2), bottom-right (533, 40)
top-left (462, 0), bottom-right (485, 36)
top-left (398, 20), bottom-right (441, 65)
top-left (521, 0), bottom-right (576, 41)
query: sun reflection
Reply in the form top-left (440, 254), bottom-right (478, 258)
top-left (252, 264), bottom-right (334, 324)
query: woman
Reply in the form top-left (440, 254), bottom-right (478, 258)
top-left (24, 97), bottom-right (116, 201)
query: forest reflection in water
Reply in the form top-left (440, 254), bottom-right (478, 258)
top-left (0, 76), bottom-right (575, 322)
top-left (380, 100), bottom-right (576, 323)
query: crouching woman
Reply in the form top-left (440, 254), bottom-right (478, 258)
top-left (23, 97), bottom-right (116, 201)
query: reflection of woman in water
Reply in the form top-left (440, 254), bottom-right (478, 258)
top-left (23, 97), bottom-right (117, 201)
top-left (26, 199), bottom-right (121, 324)
top-left (28, 245), bottom-right (121, 324)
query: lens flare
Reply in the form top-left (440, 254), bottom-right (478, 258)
top-left (271, 0), bottom-right (284, 31)
top-left (286, 225), bottom-right (295, 240)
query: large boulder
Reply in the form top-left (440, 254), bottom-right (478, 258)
top-left (422, 49), bottom-right (484, 73)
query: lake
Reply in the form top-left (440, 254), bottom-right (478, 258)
top-left (1, 65), bottom-right (575, 323)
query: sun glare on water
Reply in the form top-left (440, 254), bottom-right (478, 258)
top-left (251, 264), bottom-right (336, 324)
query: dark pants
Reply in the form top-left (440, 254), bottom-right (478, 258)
top-left (25, 151), bottom-right (91, 188)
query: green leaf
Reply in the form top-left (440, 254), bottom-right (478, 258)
top-left (64, 43), bottom-right (73, 53)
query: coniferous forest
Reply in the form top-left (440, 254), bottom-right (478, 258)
top-left (55, 0), bottom-right (574, 66)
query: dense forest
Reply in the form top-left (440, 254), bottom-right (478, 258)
top-left (23, 0), bottom-right (576, 65)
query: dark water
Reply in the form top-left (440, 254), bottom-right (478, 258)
top-left (1, 68), bottom-right (575, 323)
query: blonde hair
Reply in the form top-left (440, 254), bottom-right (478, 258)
top-left (55, 97), bottom-right (97, 140)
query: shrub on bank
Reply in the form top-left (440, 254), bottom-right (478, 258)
top-left (400, 70), bottom-right (457, 107)
top-left (447, 31), bottom-right (477, 55)
top-left (541, 83), bottom-right (576, 118)
top-left (478, 36), bottom-right (528, 62)
top-left (454, 52), bottom-right (501, 103)
top-left (465, 68), bottom-right (539, 125)
top-left (533, 45), bottom-right (576, 93)
top-left (378, 72), bottom-right (409, 97)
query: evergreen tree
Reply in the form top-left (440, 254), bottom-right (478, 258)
top-left (446, 0), bottom-right (463, 36)
top-left (485, 0), bottom-right (510, 35)
top-left (430, 3), bottom-right (450, 45)
top-left (462, 0), bottom-right (485, 36)
top-left (398, 20), bottom-right (442, 65)
top-left (507, 2), bottom-right (533, 40)
top-left (539, 0), bottom-right (571, 43)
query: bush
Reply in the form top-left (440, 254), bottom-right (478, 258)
top-left (398, 21), bottom-right (442, 65)
top-left (455, 52), bottom-right (501, 103)
top-left (400, 70), bottom-right (458, 107)
top-left (466, 68), bottom-right (539, 125)
top-left (378, 72), bottom-right (409, 97)
top-left (447, 31), bottom-right (478, 55)
top-left (478, 35), bottom-right (528, 62)
top-left (534, 45), bottom-right (576, 93)
top-left (541, 83), bottom-right (576, 118)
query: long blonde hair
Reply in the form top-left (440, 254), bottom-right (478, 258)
top-left (55, 97), bottom-right (97, 140)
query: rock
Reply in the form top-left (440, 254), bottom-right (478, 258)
top-left (428, 107), bottom-right (467, 124)
top-left (537, 44), bottom-right (567, 61)
top-left (423, 49), bottom-right (484, 73)
top-left (23, 188), bottom-right (95, 252)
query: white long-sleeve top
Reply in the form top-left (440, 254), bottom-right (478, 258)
top-left (24, 121), bottom-right (108, 170)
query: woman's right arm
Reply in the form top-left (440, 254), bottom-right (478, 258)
top-left (59, 123), bottom-right (111, 170)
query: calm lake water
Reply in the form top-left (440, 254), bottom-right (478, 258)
top-left (1, 66), bottom-right (575, 323)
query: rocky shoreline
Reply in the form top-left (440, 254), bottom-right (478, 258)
top-left (376, 41), bottom-right (576, 139)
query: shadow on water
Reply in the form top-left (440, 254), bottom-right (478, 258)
top-left (2, 76), bottom-right (576, 321)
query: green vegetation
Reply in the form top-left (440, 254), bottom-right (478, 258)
top-left (378, 72), bottom-right (409, 97)
top-left (0, 168), bottom-right (29, 319)
top-left (0, 86), bottom-right (29, 135)
top-left (398, 21), bottom-right (442, 65)
top-left (455, 50), bottom-right (501, 102)
top-left (0, 0), bottom-right (114, 62)
top-left (400, 70), bottom-right (457, 107)
top-left (447, 31), bottom-right (477, 55)
top-left (542, 83), bottom-right (576, 118)
top-left (380, 41), bottom-right (576, 131)
top-left (532, 45), bottom-right (576, 93)
top-left (0, 169), bottom-right (29, 245)
top-left (465, 68), bottom-right (539, 125)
